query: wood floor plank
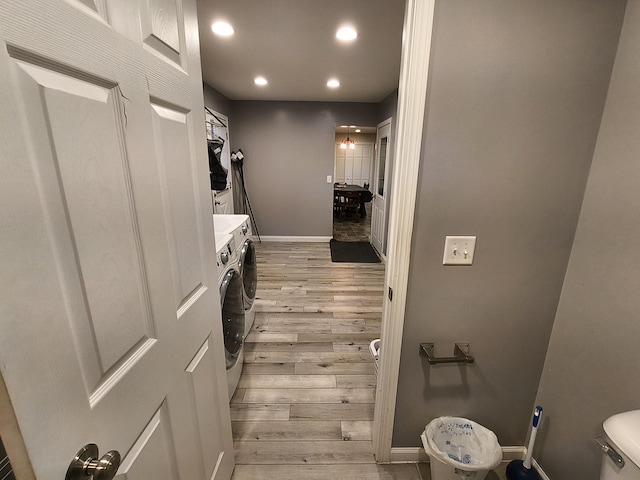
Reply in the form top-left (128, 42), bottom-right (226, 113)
top-left (332, 324), bottom-right (384, 334)
top-left (243, 342), bottom-right (334, 353)
top-left (231, 463), bottom-right (422, 480)
top-left (232, 420), bottom-right (342, 441)
top-left (238, 374), bottom-right (336, 389)
top-left (244, 332), bottom-right (298, 343)
top-left (253, 322), bottom-right (333, 334)
top-left (245, 351), bottom-right (373, 363)
top-left (341, 421), bottom-right (373, 441)
top-left (336, 375), bottom-right (376, 388)
top-left (242, 388), bottom-right (374, 404)
top-left (297, 332), bottom-right (378, 343)
top-left (233, 440), bottom-right (375, 465)
top-left (294, 362), bottom-right (374, 375)
top-left (263, 312), bottom-right (336, 320)
top-left (333, 343), bottom-right (372, 353)
top-left (242, 363), bottom-right (296, 375)
top-left (290, 403), bottom-right (374, 421)
top-left (230, 404), bottom-right (290, 422)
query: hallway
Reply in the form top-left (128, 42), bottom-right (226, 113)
top-left (333, 203), bottom-right (372, 242)
top-left (229, 241), bottom-right (423, 479)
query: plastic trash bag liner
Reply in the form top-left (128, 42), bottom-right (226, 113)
top-left (424, 417), bottom-right (502, 471)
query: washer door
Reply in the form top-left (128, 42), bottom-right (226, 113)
top-left (238, 238), bottom-right (257, 309)
top-left (220, 268), bottom-right (245, 369)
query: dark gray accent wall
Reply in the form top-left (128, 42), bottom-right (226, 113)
top-left (203, 82), bottom-right (231, 117)
top-left (393, 0), bottom-right (625, 448)
top-left (229, 101), bottom-right (378, 236)
top-left (378, 89), bottom-right (398, 125)
top-left (535, 2), bottom-right (639, 479)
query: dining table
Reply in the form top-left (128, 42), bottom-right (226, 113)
top-left (334, 184), bottom-right (373, 218)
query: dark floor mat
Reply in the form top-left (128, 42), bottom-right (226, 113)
top-left (329, 239), bottom-right (381, 263)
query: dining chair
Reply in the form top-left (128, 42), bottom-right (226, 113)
top-left (339, 191), bottom-right (361, 217)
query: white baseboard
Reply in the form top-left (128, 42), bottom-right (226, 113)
top-left (388, 447), bottom-right (430, 463)
top-left (388, 446), bottom-right (524, 464)
top-left (256, 235), bottom-right (332, 243)
top-left (532, 458), bottom-right (551, 480)
top-left (388, 446), bottom-right (550, 479)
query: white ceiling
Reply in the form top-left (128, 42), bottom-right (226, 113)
top-left (196, 0), bottom-right (406, 103)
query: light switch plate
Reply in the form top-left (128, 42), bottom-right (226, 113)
top-left (443, 236), bottom-right (476, 265)
top-left (327, 175), bottom-right (332, 183)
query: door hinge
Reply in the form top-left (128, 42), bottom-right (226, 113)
top-left (388, 287), bottom-right (393, 301)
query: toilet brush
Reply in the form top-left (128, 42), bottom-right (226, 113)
top-left (506, 406), bottom-right (543, 480)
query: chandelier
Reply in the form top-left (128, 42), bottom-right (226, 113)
top-left (340, 126), bottom-right (356, 150)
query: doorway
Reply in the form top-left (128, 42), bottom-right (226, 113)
top-left (333, 125), bottom-right (376, 242)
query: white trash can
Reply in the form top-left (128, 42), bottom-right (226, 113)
top-left (421, 417), bottom-right (502, 480)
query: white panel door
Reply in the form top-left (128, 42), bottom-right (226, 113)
top-left (372, 120), bottom-right (392, 255)
top-left (0, 2), bottom-right (233, 480)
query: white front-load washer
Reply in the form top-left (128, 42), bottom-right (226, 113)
top-left (215, 232), bottom-right (245, 401)
top-left (213, 214), bottom-right (257, 338)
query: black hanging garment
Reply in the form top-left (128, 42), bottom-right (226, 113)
top-left (208, 137), bottom-right (228, 191)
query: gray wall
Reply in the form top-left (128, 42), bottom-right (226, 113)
top-left (203, 82), bottom-right (232, 117)
top-left (535, 2), bottom-right (640, 479)
top-left (230, 101), bottom-right (378, 236)
top-left (378, 89), bottom-right (398, 125)
top-left (392, 0), bottom-right (625, 448)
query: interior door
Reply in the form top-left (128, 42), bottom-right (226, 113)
top-left (371, 119), bottom-right (392, 255)
top-left (0, 2), bottom-right (234, 480)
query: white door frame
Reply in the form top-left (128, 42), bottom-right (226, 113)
top-left (372, 0), bottom-right (435, 462)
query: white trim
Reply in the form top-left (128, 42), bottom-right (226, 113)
top-left (388, 446), bottom-right (525, 464)
top-left (532, 458), bottom-right (551, 480)
top-left (389, 447), bottom-right (430, 463)
top-left (256, 235), bottom-right (332, 243)
top-left (372, 0), bottom-right (436, 463)
top-left (502, 447), bottom-right (527, 460)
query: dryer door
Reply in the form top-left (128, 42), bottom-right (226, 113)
top-left (220, 269), bottom-right (245, 369)
top-left (238, 238), bottom-right (257, 309)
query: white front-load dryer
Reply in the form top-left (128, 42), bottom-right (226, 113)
top-left (237, 236), bottom-right (257, 338)
top-left (216, 233), bottom-right (244, 402)
top-left (213, 214), bottom-right (257, 338)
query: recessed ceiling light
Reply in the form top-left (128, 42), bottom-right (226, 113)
top-left (254, 76), bottom-right (268, 86)
top-left (327, 79), bottom-right (340, 88)
top-left (336, 26), bottom-right (358, 41)
top-left (355, 129), bottom-right (361, 133)
top-left (211, 21), bottom-right (234, 36)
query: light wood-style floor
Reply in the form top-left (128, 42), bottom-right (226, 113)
top-left (229, 241), bottom-right (424, 480)
top-left (229, 241), bottom-right (508, 480)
